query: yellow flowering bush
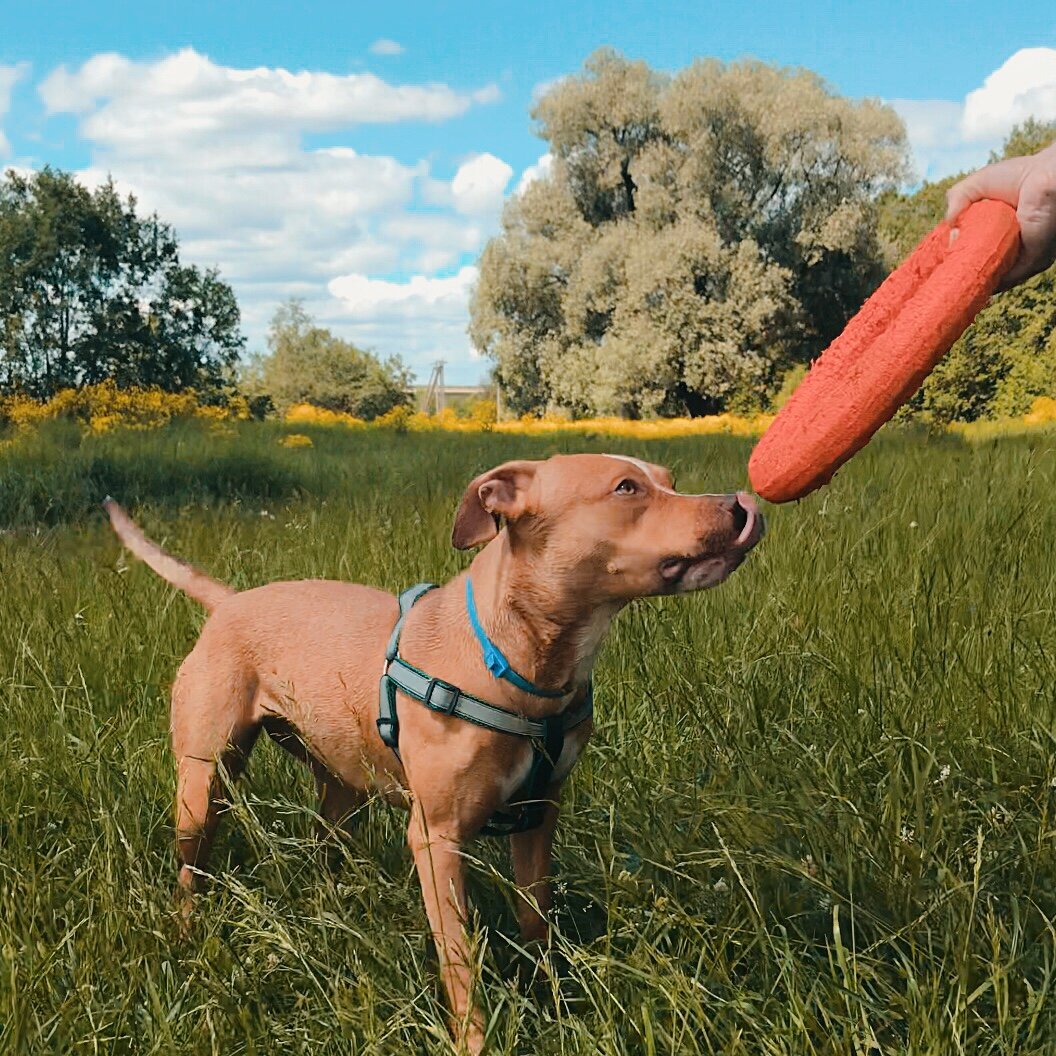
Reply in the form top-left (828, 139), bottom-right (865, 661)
top-left (1024, 396), bottom-right (1056, 425)
top-left (493, 412), bottom-right (774, 439)
top-left (374, 404), bottom-right (414, 432)
top-left (284, 403), bottom-right (366, 429)
top-left (0, 382), bottom-right (249, 434)
top-left (6, 385), bottom-right (1056, 442)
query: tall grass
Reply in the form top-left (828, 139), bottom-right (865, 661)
top-left (2, 420), bottom-right (1056, 1053)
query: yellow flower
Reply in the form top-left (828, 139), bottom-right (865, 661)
top-left (280, 433), bottom-right (314, 448)
top-left (285, 403), bottom-right (365, 429)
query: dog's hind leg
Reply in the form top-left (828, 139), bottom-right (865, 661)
top-left (173, 725), bottom-right (260, 897)
top-left (170, 653), bottom-right (259, 900)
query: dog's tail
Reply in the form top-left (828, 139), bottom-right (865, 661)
top-left (103, 498), bottom-right (235, 612)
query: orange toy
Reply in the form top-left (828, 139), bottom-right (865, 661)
top-left (748, 199), bottom-right (1021, 503)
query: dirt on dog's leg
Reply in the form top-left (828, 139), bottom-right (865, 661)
top-left (510, 796), bottom-right (560, 945)
top-left (407, 804), bottom-right (485, 1055)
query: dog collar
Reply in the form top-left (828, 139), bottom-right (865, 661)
top-left (465, 577), bottom-right (568, 698)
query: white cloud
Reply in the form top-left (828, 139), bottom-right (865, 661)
top-left (369, 39), bottom-right (405, 57)
top-left (962, 48), bottom-right (1056, 141)
top-left (324, 266), bottom-right (483, 375)
top-left (328, 265), bottom-right (477, 319)
top-left (40, 48), bottom-right (499, 147)
top-left (450, 152), bottom-right (513, 215)
top-left (32, 48), bottom-right (508, 377)
top-left (0, 62), bottom-right (29, 157)
top-left (891, 47), bottom-right (1056, 182)
top-left (515, 151), bottom-right (553, 194)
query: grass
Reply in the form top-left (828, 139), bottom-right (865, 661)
top-left (3, 418), bottom-right (1056, 1054)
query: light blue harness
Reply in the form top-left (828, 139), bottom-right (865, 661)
top-left (377, 580), bottom-right (594, 836)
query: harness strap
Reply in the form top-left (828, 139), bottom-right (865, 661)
top-left (386, 656), bottom-right (592, 739)
top-left (377, 582), bottom-right (436, 759)
top-left (376, 580), bottom-right (594, 836)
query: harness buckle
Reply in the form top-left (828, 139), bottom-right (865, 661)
top-left (423, 676), bottom-right (461, 715)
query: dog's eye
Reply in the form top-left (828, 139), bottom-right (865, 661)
top-left (613, 479), bottom-right (639, 495)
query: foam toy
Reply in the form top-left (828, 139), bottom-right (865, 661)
top-left (748, 199), bottom-right (1021, 503)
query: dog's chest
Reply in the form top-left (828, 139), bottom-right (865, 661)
top-left (496, 717), bottom-right (592, 805)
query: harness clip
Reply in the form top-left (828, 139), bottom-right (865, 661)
top-left (423, 677), bottom-right (461, 715)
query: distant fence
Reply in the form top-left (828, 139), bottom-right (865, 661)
top-left (407, 386), bottom-right (488, 399)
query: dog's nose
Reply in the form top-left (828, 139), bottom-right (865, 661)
top-left (726, 491), bottom-right (760, 547)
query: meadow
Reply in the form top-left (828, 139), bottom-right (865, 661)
top-left (3, 417), bottom-right (1056, 1054)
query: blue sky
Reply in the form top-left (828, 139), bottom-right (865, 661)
top-left (1, 1), bottom-right (1055, 381)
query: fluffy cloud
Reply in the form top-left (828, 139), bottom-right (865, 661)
top-left (369, 39), bottom-right (405, 57)
top-left (328, 265), bottom-right (477, 319)
top-left (39, 48), bottom-right (496, 138)
top-left (0, 63), bottom-right (29, 157)
top-left (322, 268), bottom-right (481, 377)
top-left (33, 48), bottom-right (506, 378)
top-left (891, 48), bottom-right (1056, 182)
top-left (515, 152), bottom-right (553, 194)
top-left (451, 153), bottom-right (513, 215)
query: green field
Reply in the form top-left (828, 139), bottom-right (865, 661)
top-left (3, 420), bottom-right (1056, 1054)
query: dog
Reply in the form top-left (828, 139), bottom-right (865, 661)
top-left (105, 453), bottom-right (764, 1052)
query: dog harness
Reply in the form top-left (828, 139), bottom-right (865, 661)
top-left (377, 580), bottom-right (594, 836)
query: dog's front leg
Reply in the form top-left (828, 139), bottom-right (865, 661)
top-left (509, 795), bottom-right (560, 945)
top-left (407, 804), bottom-right (485, 1054)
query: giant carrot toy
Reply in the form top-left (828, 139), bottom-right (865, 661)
top-left (748, 199), bottom-right (1021, 503)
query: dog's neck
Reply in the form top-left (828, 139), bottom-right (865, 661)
top-left (464, 530), bottom-right (622, 697)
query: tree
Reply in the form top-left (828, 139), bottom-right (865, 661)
top-left (471, 50), bottom-right (907, 416)
top-left (0, 167), bottom-right (244, 398)
top-left (878, 119), bottom-right (1056, 423)
top-left (248, 300), bottom-right (412, 419)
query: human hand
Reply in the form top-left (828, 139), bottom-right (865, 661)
top-left (946, 142), bottom-right (1056, 290)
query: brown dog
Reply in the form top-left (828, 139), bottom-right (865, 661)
top-left (105, 453), bottom-right (764, 1052)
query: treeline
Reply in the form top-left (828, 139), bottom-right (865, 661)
top-left (0, 169), bottom-right (411, 420)
top-left (3, 55), bottom-right (1053, 425)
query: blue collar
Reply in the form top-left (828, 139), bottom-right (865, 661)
top-left (465, 578), bottom-right (568, 698)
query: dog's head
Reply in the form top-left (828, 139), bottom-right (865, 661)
top-left (451, 453), bottom-right (764, 600)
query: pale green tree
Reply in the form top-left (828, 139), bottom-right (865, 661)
top-left (471, 50), bottom-right (907, 416)
top-left (245, 300), bottom-right (411, 419)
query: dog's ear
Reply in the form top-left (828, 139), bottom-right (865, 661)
top-left (451, 460), bottom-right (539, 550)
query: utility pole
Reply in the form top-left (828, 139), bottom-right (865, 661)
top-left (423, 360), bottom-right (446, 415)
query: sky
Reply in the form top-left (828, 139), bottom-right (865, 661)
top-left (1, 1), bottom-right (1055, 383)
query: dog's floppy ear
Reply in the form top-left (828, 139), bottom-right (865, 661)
top-left (451, 460), bottom-right (539, 550)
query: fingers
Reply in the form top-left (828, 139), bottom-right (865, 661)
top-left (944, 153), bottom-right (1056, 291)
top-left (946, 156), bottom-right (1028, 222)
top-left (1016, 179), bottom-right (1056, 278)
top-left (945, 175), bottom-right (985, 222)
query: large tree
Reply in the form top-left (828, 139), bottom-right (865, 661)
top-left (0, 167), bottom-right (244, 398)
top-left (471, 50), bottom-right (907, 416)
top-left (246, 300), bottom-right (412, 420)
